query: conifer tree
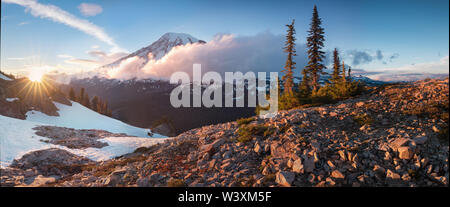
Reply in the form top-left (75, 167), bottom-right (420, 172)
top-left (305, 5), bottom-right (326, 92)
top-left (281, 19), bottom-right (297, 94)
top-left (298, 68), bottom-right (311, 99)
top-left (331, 48), bottom-right (341, 85)
top-left (342, 61), bottom-right (346, 83)
top-left (83, 93), bottom-right (91, 108)
top-left (91, 96), bottom-right (99, 112)
top-left (79, 88), bottom-right (85, 104)
top-left (348, 66), bottom-right (352, 80)
top-left (102, 102), bottom-right (108, 115)
top-left (68, 88), bottom-right (76, 101)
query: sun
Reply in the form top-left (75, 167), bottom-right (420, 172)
top-left (28, 71), bottom-right (44, 82)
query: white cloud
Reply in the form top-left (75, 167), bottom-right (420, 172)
top-left (362, 56), bottom-right (449, 81)
top-left (1, 0), bottom-right (123, 52)
top-left (103, 32), bottom-right (309, 80)
top-left (78, 3), bottom-right (103, 17)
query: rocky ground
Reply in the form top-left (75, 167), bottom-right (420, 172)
top-left (1, 78), bottom-right (448, 187)
top-left (0, 126), bottom-right (132, 187)
top-left (1, 148), bottom-right (94, 187)
top-left (34, 126), bottom-right (130, 149)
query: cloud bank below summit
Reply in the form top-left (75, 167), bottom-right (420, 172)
top-left (103, 32), bottom-right (310, 80)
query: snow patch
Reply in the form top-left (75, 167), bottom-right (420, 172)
top-left (6, 98), bottom-right (19, 102)
top-left (0, 73), bottom-right (12, 81)
top-left (26, 101), bottom-right (164, 138)
top-left (0, 115), bottom-right (170, 168)
top-left (66, 137), bottom-right (168, 161)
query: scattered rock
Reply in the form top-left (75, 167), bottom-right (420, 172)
top-left (398, 146), bottom-right (414, 159)
top-left (331, 170), bottom-right (345, 179)
top-left (275, 171), bottom-right (295, 187)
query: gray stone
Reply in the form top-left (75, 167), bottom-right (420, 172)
top-left (413, 136), bottom-right (428, 145)
top-left (303, 156), bottom-right (315, 173)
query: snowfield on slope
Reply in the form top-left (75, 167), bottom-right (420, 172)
top-left (26, 101), bottom-right (165, 138)
top-left (0, 115), bottom-right (169, 168)
top-left (0, 73), bottom-right (12, 81)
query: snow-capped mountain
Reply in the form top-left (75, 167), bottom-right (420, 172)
top-left (99, 32), bottom-right (206, 70)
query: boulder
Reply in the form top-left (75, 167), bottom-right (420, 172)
top-left (303, 156), bottom-right (315, 173)
top-left (398, 146), bottom-right (413, 159)
top-left (386, 169), bottom-right (401, 180)
top-left (413, 136), bottom-right (428, 145)
top-left (389, 138), bottom-right (410, 151)
top-left (254, 142), bottom-right (262, 154)
top-left (28, 175), bottom-right (56, 187)
top-left (275, 171), bottom-right (295, 187)
top-left (292, 159), bottom-right (304, 173)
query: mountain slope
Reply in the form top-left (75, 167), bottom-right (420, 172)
top-left (0, 73), bottom-right (12, 81)
top-left (26, 101), bottom-right (164, 138)
top-left (45, 78), bottom-right (449, 187)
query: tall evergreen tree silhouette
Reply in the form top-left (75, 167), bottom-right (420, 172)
top-left (298, 68), bottom-right (311, 99)
top-left (331, 48), bottom-right (341, 85)
top-left (83, 93), bottom-right (91, 108)
top-left (348, 66), bottom-right (352, 80)
top-left (91, 96), bottom-right (99, 112)
top-left (78, 88), bottom-right (85, 103)
top-left (281, 19), bottom-right (297, 94)
top-left (342, 60), bottom-right (346, 83)
top-left (68, 87), bottom-right (76, 101)
top-left (305, 5), bottom-right (326, 92)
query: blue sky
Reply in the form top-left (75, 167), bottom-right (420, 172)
top-left (1, 0), bottom-right (448, 80)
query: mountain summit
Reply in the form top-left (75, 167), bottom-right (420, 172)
top-left (100, 33), bottom-right (205, 69)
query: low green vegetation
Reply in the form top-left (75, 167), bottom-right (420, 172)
top-left (237, 124), bottom-right (275, 143)
top-left (236, 117), bottom-right (256, 126)
top-left (353, 113), bottom-right (373, 126)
